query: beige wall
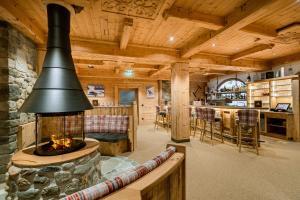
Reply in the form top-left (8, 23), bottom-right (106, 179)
top-left (79, 77), bottom-right (158, 125)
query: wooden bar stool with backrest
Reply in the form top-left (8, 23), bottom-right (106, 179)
top-left (166, 107), bottom-right (172, 132)
top-left (189, 107), bottom-right (195, 136)
top-left (154, 106), bottom-right (160, 129)
top-left (237, 109), bottom-right (259, 155)
top-left (194, 107), bottom-right (206, 138)
top-left (201, 108), bottom-right (215, 144)
top-left (214, 110), bottom-right (224, 143)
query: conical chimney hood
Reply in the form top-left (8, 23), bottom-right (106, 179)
top-left (20, 3), bottom-right (92, 113)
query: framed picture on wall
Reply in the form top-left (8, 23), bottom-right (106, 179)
top-left (146, 85), bottom-right (155, 98)
top-left (92, 100), bottom-right (99, 106)
top-left (87, 85), bottom-right (105, 97)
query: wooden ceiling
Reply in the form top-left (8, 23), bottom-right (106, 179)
top-left (0, 0), bottom-right (300, 80)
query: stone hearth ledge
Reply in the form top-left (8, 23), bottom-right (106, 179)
top-left (11, 138), bottom-right (99, 167)
top-left (6, 138), bottom-right (101, 199)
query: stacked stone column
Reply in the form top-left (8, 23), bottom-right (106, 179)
top-left (0, 21), bottom-right (37, 199)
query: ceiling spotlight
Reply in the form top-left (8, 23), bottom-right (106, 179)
top-left (169, 36), bottom-right (175, 42)
top-left (212, 43), bottom-right (216, 47)
top-left (124, 69), bottom-right (134, 77)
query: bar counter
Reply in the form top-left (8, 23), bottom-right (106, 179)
top-left (191, 106), bottom-right (298, 141)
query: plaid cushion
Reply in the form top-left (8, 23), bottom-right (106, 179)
top-left (84, 115), bottom-right (100, 133)
top-left (84, 115), bottom-right (93, 133)
top-left (195, 108), bottom-right (205, 120)
top-left (99, 115), bottom-right (108, 133)
top-left (65, 115), bottom-right (83, 135)
top-left (205, 108), bottom-right (215, 122)
top-left (119, 116), bottom-right (129, 134)
top-left (238, 109), bottom-right (258, 127)
top-left (108, 115), bottom-right (118, 133)
top-left (61, 146), bottom-right (176, 200)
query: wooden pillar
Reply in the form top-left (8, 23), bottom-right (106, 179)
top-left (158, 80), bottom-right (163, 106)
top-left (171, 62), bottom-right (190, 142)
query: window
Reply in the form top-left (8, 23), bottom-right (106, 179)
top-left (218, 79), bottom-right (246, 91)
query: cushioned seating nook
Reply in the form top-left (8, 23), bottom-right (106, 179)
top-left (84, 115), bottom-right (130, 156)
top-left (61, 144), bottom-right (186, 200)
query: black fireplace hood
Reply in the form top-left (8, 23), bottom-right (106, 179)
top-left (20, 4), bottom-right (92, 113)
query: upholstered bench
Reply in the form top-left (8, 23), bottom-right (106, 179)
top-left (61, 144), bottom-right (186, 200)
top-left (84, 115), bottom-right (130, 156)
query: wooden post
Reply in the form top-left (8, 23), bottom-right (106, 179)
top-left (171, 62), bottom-right (190, 142)
top-left (132, 101), bottom-right (138, 150)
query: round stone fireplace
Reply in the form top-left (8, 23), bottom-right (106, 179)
top-left (6, 138), bottom-right (101, 200)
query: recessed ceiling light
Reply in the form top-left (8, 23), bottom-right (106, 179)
top-left (212, 43), bottom-right (216, 47)
top-left (124, 69), bottom-right (134, 77)
top-left (169, 36), bottom-right (175, 42)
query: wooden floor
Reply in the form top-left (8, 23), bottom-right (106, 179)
top-left (123, 124), bottom-right (300, 200)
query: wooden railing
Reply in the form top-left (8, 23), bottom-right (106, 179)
top-left (103, 144), bottom-right (186, 200)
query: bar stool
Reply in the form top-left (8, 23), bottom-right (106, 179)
top-left (189, 107), bottom-right (195, 136)
top-left (154, 106), bottom-right (162, 129)
top-left (194, 107), bottom-right (206, 138)
top-left (201, 108), bottom-right (224, 144)
top-left (201, 108), bottom-right (215, 144)
top-left (237, 109), bottom-right (259, 155)
top-left (165, 107), bottom-right (172, 132)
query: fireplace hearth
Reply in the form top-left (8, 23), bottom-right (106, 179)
top-left (34, 112), bottom-right (86, 156)
top-left (35, 112), bottom-right (86, 156)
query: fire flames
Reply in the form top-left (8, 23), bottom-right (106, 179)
top-left (50, 134), bottom-right (72, 149)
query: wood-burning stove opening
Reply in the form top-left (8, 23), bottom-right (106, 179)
top-left (34, 111), bottom-right (86, 156)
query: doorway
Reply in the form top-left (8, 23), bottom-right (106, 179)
top-left (119, 88), bottom-right (138, 106)
top-left (119, 88), bottom-right (139, 123)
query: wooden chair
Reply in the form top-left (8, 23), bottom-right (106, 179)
top-left (237, 109), bottom-right (259, 155)
top-left (154, 106), bottom-right (161, 129)
top-left (201, 108), bottom-right (224, 144)
top-left (189, 107), bottom-right (195, 135)
top-left (194, 107), bottom-right (206, 138)
top-left (165, 107), bottom-right (172, 132)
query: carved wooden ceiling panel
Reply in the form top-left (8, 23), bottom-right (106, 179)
top-left (101, 0), bottom-right (165, 19)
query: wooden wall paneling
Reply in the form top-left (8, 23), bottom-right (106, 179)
top-left (17, 122), bottom-right (35, 150)
top-left (171, 62), bottom-right (190, 142)
top-left (80, 77), bottom-right (158, 125)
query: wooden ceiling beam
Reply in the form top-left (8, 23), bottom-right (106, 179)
top-left (190, 53), bottom-right (270, 71)
top-left (231, 43), bottom-right (274, 61)
top-left (270, 52), bottom-right (300, 66)
top-left (181, 0), bottom-right (295, 58)
top-left (163, 6), bottom-right (224, 30)
top-left (149, 65), bottom-right (170, 77)
top-left (0, 0), bottom-right (45, 44)
top-left (163, 6), bottom-right (277, 39)
top-left (120, 18), bottom-right (133, 50)
top-left (77, 68), bottom-right (171, 80)
top-left (66, 37), bottom-right (182, 65)
top-left (240, 24), bottom-right (278, 40)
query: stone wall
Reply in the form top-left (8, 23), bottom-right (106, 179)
top-left (0, 21), bottom-right (37, 198)
top-left (6, 150), bottom-right (101, 200)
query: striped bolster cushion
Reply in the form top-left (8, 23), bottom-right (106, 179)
top-left (61, 146), bottom-right (176, 200)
